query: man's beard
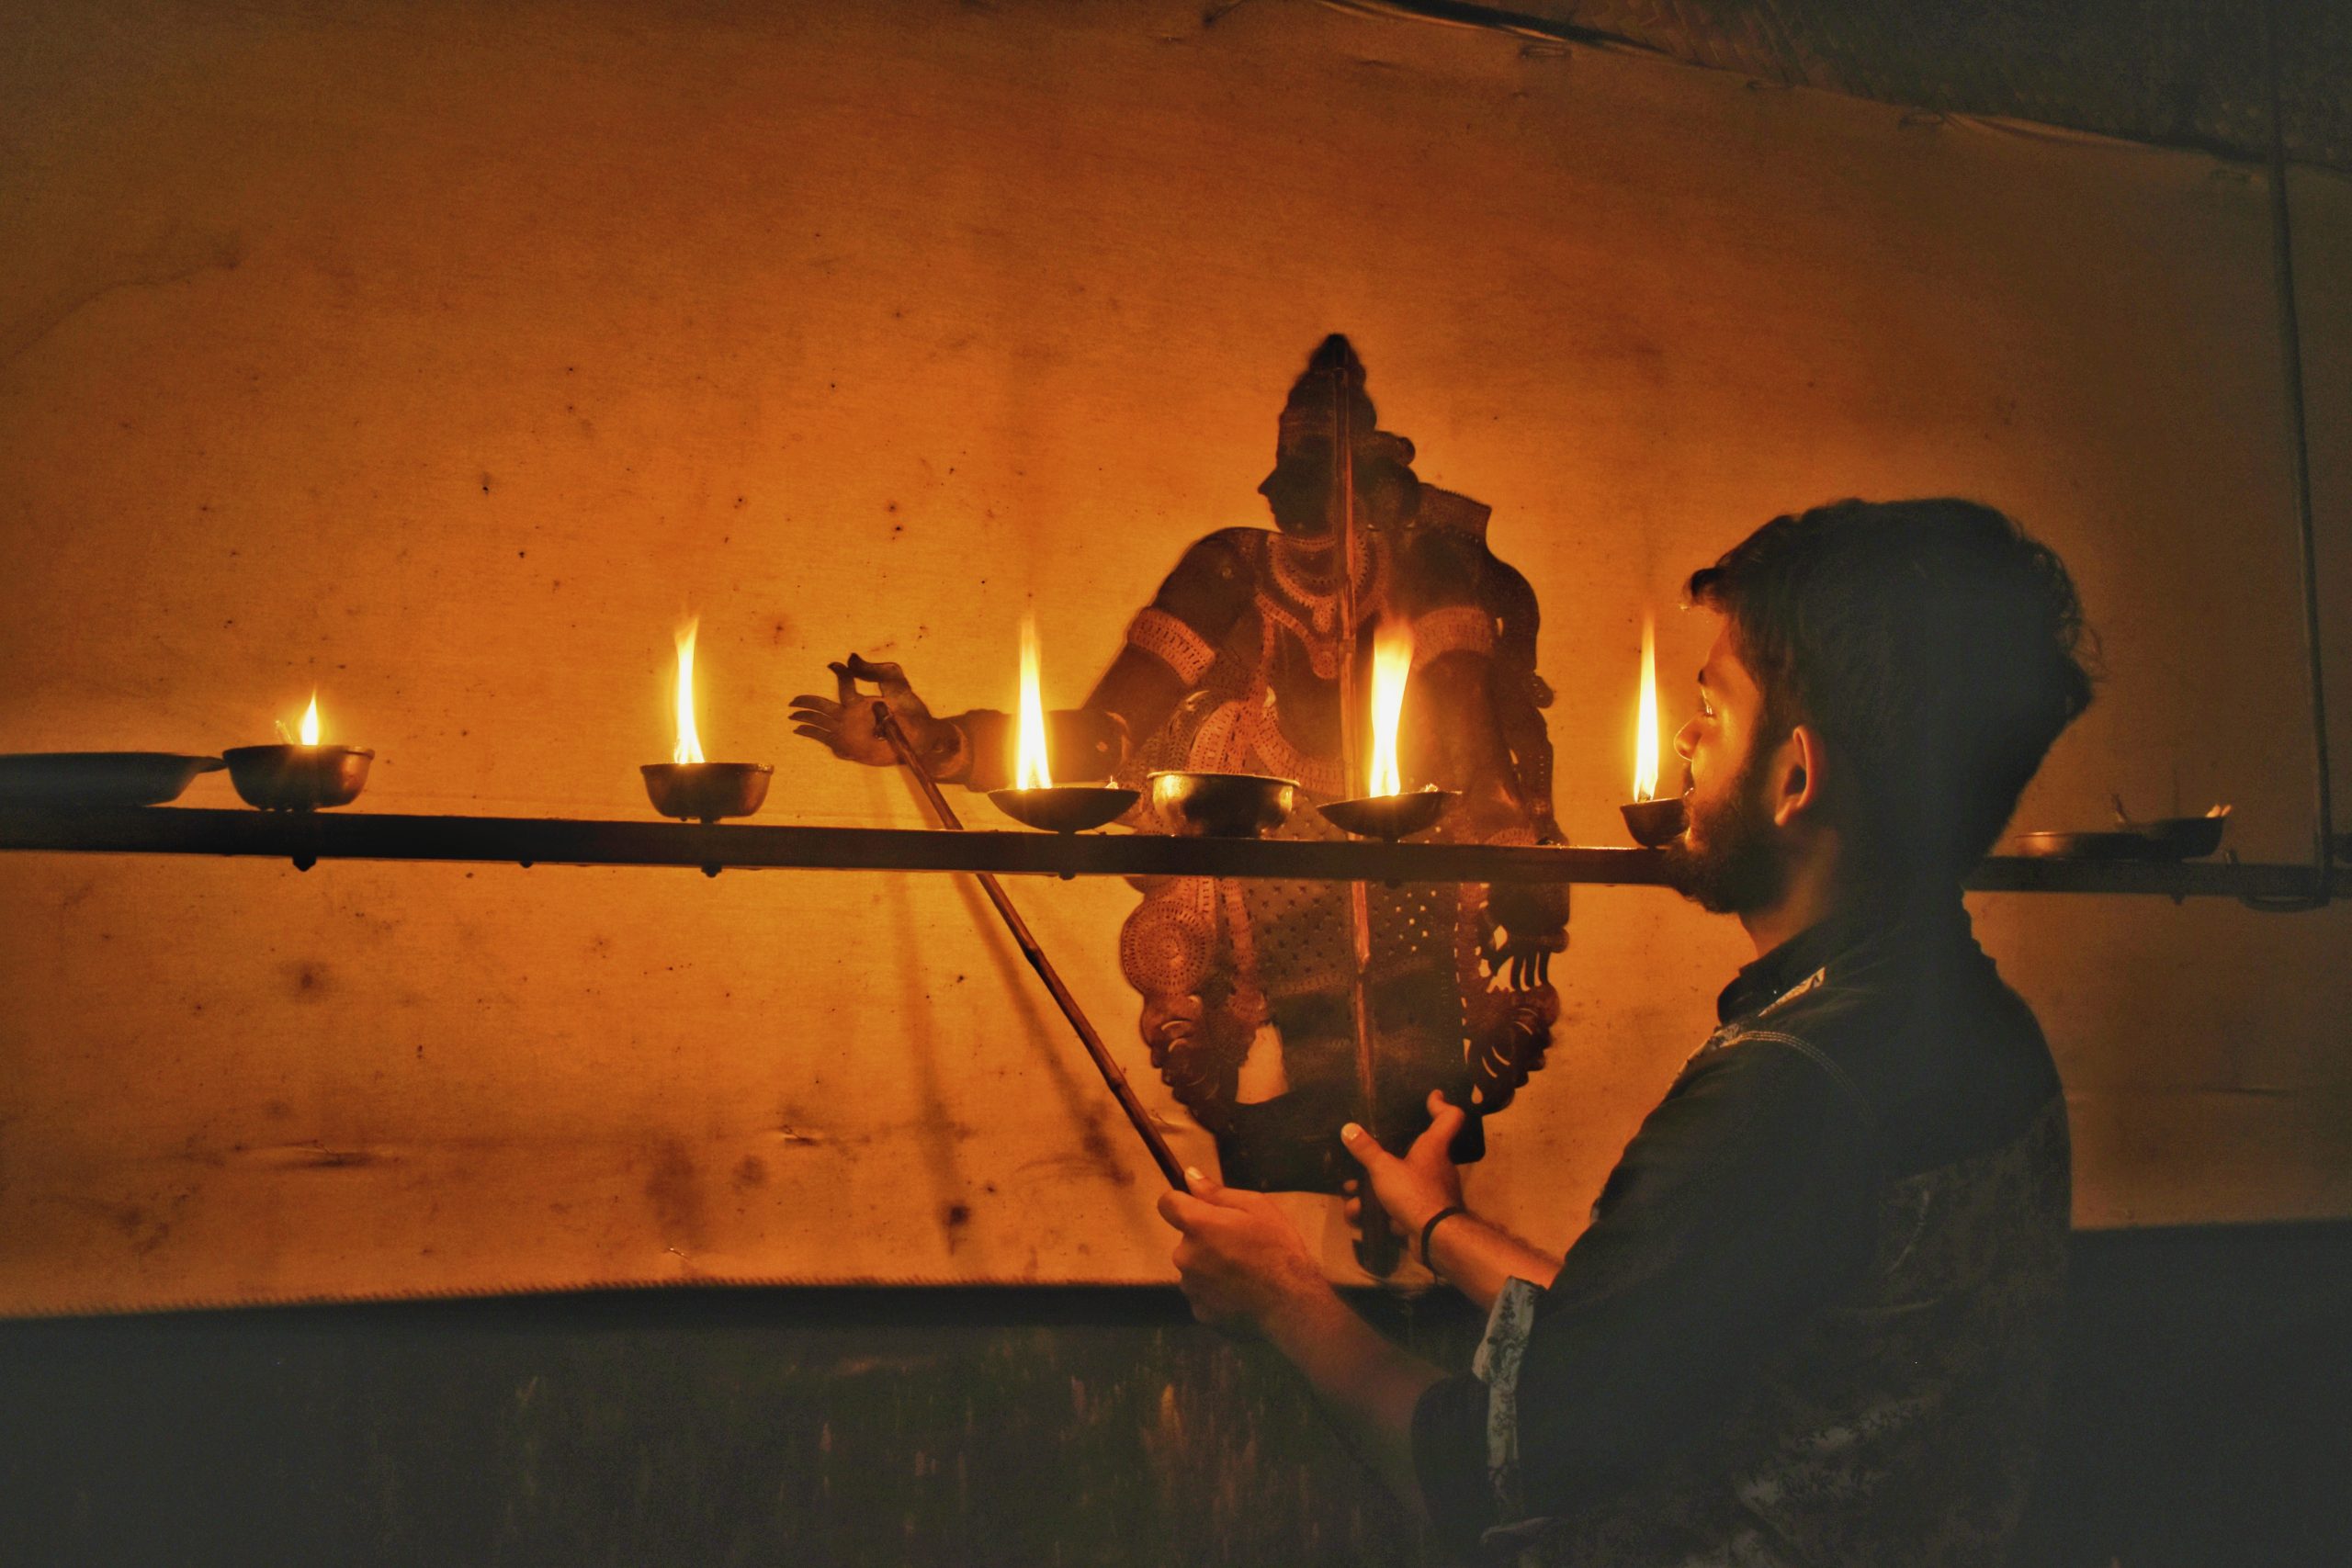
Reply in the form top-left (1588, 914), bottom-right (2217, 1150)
top-left (1660, 747), bottom-right (1791, 916)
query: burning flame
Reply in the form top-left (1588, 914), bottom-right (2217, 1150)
top-left (673, 617), bottom-right (705, 765)
top-left (1634, 615), bottom-right (1660, 803)
top-left (1015, 614), bottom-right (1053, 790)
top-left (1368, 623), bottom-right (1413, 797)
top-left (277, 692), bottom-right (322, 746)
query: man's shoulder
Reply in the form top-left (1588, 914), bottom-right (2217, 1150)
top-left (1742, 919), bottom-right (2031, 1057)
top-left (1667, 1022), bottom-right (1879, 1144)
top-left (1738, 937), bottom-right (2061, 1178)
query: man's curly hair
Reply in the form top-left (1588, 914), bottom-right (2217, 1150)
top-left (1687, 499), bottom-right (2097, 886)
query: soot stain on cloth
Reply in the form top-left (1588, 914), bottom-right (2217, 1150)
top-left (1, 223), bottom-right (243, 367)
top-left (112, 1188), bottom-right (194, 1256)
top-left (643, 1139), bottom-right (708, 1249)
top-left (282, 959), bottom-right (332, 999)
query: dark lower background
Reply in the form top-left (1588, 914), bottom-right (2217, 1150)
top-left (6, 1221), bottom-right (2347, 1567)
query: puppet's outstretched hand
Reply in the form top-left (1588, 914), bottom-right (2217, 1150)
top-left (788, 655), bottom-right (967, 779)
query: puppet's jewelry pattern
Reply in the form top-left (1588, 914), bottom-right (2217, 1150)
top-left (1127, 608), bottom-right (1218, 684)
top-left (1250, 711), bottom-right (1344, 799)
top-left (1254, 591), bottom-right (1343, 678)
top-left (1411, 604), bottom-right (1498, 667)
top-left (1268, 533), bottom-right (1381, 631)
top-left (1119, 880), bottom-right (1217, 996)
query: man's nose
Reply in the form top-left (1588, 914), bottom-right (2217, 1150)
top-left (1672, 717), bottom-right (1701, 761)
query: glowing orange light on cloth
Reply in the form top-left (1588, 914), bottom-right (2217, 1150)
top-left (1634, 615), bottom-right (1660, 802)
top-left (275, 692), bottom-right (323, 746)
top-left (1368, 623), bottom-right (1413, 797)
top-left (1015, 615), bottom-right (1053, 789)
top-left (673, 617), bottom-right (705, 765)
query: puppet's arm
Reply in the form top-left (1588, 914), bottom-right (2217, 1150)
top-left (790, 536), bottom-right (1252, 789)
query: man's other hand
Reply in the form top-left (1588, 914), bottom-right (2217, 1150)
top-left (1340, 1089), bottom-right (1469, 1244)
top-left (1158, 1168), bottom-right (1334, 1335)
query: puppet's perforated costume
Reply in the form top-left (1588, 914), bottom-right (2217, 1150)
top-left (1102, 498), bottom-right (1563, 1190)
top-left (860, 338), bottom-right (1566, 1192)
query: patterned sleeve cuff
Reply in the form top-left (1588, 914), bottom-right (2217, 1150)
top-left (1126, 607), bottom-right (1218, 684)
top-left (1475, 1275), bottom-right (1543, 1521)
top-left (1411, 1274), bottom-right (1546, 1552)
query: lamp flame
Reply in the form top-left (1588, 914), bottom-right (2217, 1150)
top-left (1368, 623), bottom-right (1412, 797)
top-left (673, 617), bottom-right (705, 765)
top-left (1015, 615), bottom-right (1052, 790)
top-left (277, 692), bottom-right (322, 746)
top-left (1634, 615), bottom-right (1660, 803)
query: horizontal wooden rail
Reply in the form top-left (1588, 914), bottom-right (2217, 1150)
top-left (0, 807), bottom-right (2343, 899)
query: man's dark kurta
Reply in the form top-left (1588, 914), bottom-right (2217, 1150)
top-left (1412, 900), bottom-right (2070, 1565)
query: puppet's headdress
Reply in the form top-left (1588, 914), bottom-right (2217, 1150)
top-left (1276, 333), bottom-right (1378, 452)
top-left (1275, 335), bottom-right (1419, 475)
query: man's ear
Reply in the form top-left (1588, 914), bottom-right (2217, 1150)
top-left (1771, 724), bottom-right (1826, 828)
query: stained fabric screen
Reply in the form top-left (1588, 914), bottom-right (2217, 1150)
top-left (1, 0), bottom-right (2347, 1314)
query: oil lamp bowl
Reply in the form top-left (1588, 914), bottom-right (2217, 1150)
top-left (0, 752), bottom-right (224, 808)
top-left (1621, 795), bottom-right (1689, 848)
top-left (1319, 790), bottom-right (1457, 841)
top-left (987, 785), bottom-right (1139, 834)
top-left (223, 745), bottom-right (374, 812)
top-left (641, 761), bottom-right (773, 823)
top-left (2011, 830), bottom-right (2141, 861)
top-left (1148, 771), bottom-right (1297, 839)
top-left (2014, 817), bottom-right (2230, 863)
top-left (2133, 813), bottom-right (2229, 860)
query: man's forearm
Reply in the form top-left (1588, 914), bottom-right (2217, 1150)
top-left (1263, 1285), bottom-right (1444, 1516)
top-left (1427, 1213), bottom-right (1562, 1311)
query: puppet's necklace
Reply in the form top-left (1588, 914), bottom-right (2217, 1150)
top-left (1269, 535), bottom-right (1378, 635)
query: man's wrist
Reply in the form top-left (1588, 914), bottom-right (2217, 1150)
top-left (1259, 1275), bottom-right (1351, 1359)
top-left (1418, 1204), bottom-right (1468, 1269)
top-left (1395, 1193), bottom-right (1468, 1241)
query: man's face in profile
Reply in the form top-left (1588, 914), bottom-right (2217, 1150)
top-left (1664, 619), bottom-right (1791, 916)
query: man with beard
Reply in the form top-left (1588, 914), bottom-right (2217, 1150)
top-left (1159, 499), bottom-right (2095, 1565)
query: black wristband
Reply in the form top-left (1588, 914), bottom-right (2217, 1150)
top-left (1419, 1204), bottom-right (1468, 1270)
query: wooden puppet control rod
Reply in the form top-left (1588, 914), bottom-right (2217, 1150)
top-left (1325, 352), bottom-right (1402, 1277)
top-left (867, 705), bottom-right (1193, 1196)
top-left (0, 806), bottom-right (2343, 898)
